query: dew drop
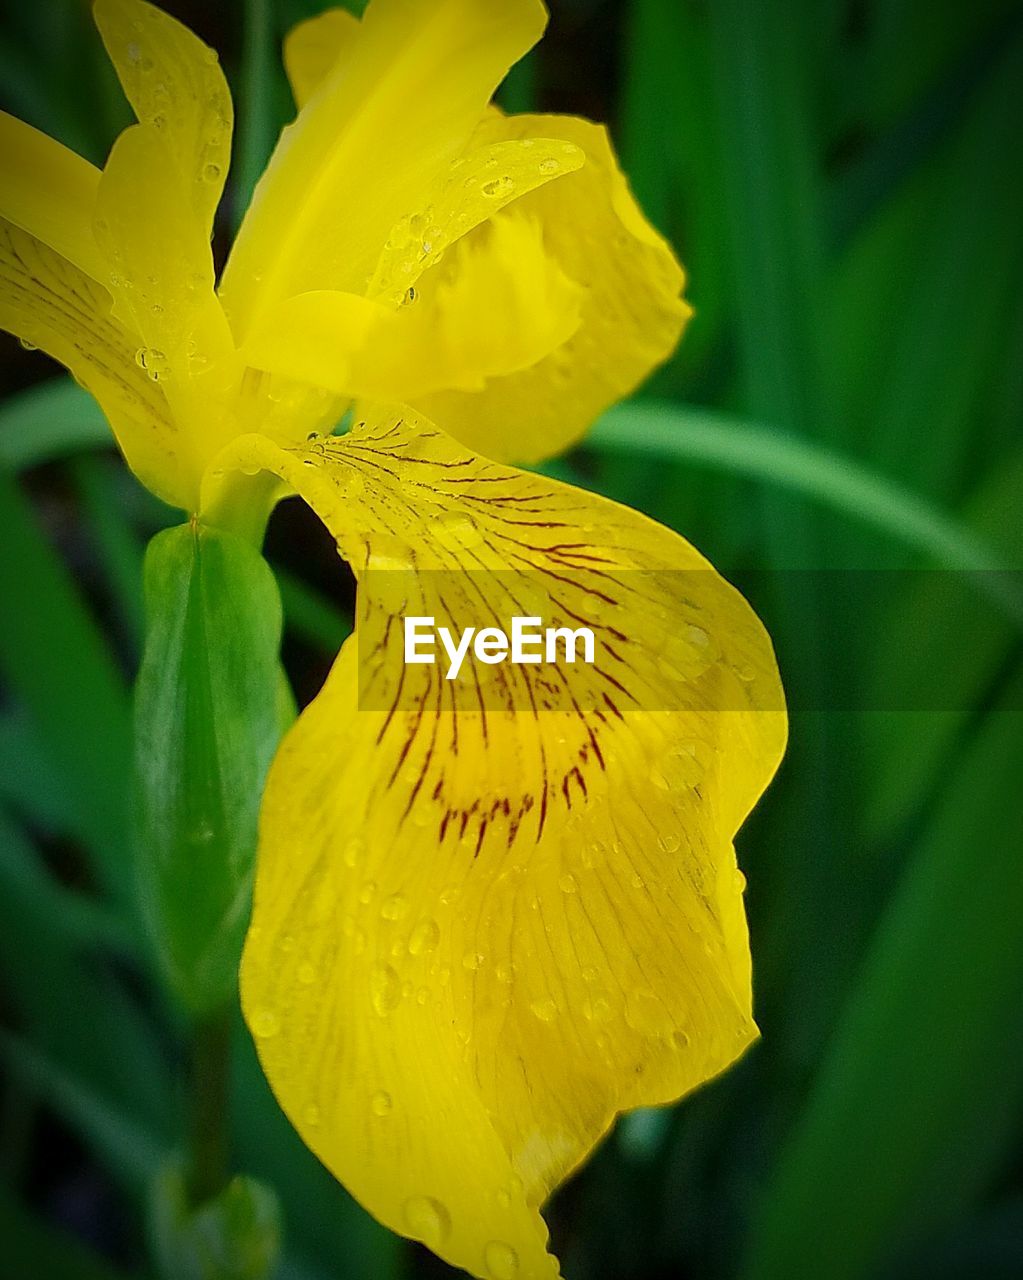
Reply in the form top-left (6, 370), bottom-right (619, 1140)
top-left (672, 1028), bottom-right (691, 1052)
top-left (529, 997), bottom-right (558, 1023)
top-left (370, 964), bottom-right (402, 1016)
top-left (481, 176), bottom-right (515, 199)
top-left (298, 962), bottom-right (317, 985)
top-left (686, 624), bottom-right (711, 650)
top-left (582, 994), bottom-right (612, 1023)
top-left (252, 1009), bottom-right (280, 1039)
top-left (657, 831), bottom-right (681, 854)
top-left (380, 893), bottom-right (409, 922)
top-left (403, 1196), bottom-right (451, 1248)
top-left (625, 988), bottom-right (671, 1037)
top-left (734, 868), bottom-right (747, 893)
top-left (18, 338), bottom-right (38, 352)
top-left (302, 1102), bottom-right (321, 1127)
top-left (135, 347), bottom-right (169, 382)
top-left (558, 873), bottom-right (578, 895)
top-left (358, 880), bottom-right (377, 906)
top-left (484, 1240), bottom-right (519, 1279)
top-left (202, 162), bottom-right (222, 183)
top-left (409, 918), bottom-right (440, 955)
top-left (433, 511), bottom-right (483, 551)
top-left (462, 951), bottom-right (483, 972)
top-left (343, 835), bottom-right (365, 869)
top-left (495, 962), bottom-right (515, 985)
top-left (538, 157), bottom-right (560, 176)
top-left (371, 1090), bottom-right (393, 1117)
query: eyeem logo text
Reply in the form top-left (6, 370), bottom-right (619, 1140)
top-left (404, 616), bottom-right (596, 680)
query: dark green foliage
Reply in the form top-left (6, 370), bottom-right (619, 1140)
top-left (1, 1), bottom-right (1020, 1278)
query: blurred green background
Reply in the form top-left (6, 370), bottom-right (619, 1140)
top-left (1, 0), bottom-right (1021, 1277)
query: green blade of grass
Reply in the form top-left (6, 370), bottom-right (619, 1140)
top-left (743, 668), bottom-right (1023, 1280)
top-left (233, 0), bottom-right (277, 228)
top-left (591, 403), bottom-right (1022, 624)
top-left (0, 467), bottom-right (133, 890)
top-left (0, 378), bottom-right (111, 470)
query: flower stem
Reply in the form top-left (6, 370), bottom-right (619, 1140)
top-left (187, 1008), bottom-right (232, 1206)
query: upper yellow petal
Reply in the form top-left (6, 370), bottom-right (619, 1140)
top-left (93, 124), bottom-right (239, 498)
top-left (283, 7), bottom-right (361, 110)
top-left (94, 0), bottom-right (233, 234)
top-left (0, 217), bottom-right (188, 508)
top-left (0, 110), bottom-right (105, 280)
top-left (243, 211), bottom-right (583, 401)
top-left (221, 0), bottom-right (547, 341)
top-left (416, 114), bottom-right (691, 463)
top-left (202, 409), bottom-right (786, 1280)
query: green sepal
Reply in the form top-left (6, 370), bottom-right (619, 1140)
top-left (134, 522), bottom-right (284, 1015)
top-left (148, 1160), bottom-right (282, 1280)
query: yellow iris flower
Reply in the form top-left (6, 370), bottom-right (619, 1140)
top-left (0, 0), bottom-right (786, 1276)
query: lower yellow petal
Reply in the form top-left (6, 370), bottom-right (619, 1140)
top-left (0, 217), bottom-right (191, 509)
top-left (203, 410), bottom-right (785, 1278)
top-left (416, 114), bottom-right (691, 463)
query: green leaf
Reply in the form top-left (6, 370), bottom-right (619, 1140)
top-left (135, 524), bottom-right (283, 1014)
top-left (0, 377), bottom-right (111, 471)
top-left (149, 1162), bottom-right (282, 1280)
top-left (0, 467), bottom-right (133, 890)
top-left (743, 670), bottom-right (1023, 1280)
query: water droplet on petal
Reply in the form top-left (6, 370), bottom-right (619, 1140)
top-left (380, 893), bottom-right (408, 921)
top-left (403, 1196), bottom-right (451, 1248)
top-left (202, 162), bottom-right (222, 183)
top-left (658, 831), bottom-right (681, 854)
top-left (371, 1090), bottom-right (393, 1117)
top-left (18, 338), bottom-right (38, 352)
top-left (371, 964), bottom-right (402, 1016)
top-left (298, 962), bottom-right (317, 985)
top-left (530, 997), bottom-right (558, 1023)
top-left (409, 918), bottom-right (440, 955)
top-left (484, 1240), bottom-right (519, 1279)
top-left (343, 835), bottom-right (365, 869)
top-left (302, 1102), bottom-right (321, 1126)
top-left (252, 1009), bottom-right (280, 1038)
top-left (625, 988), bottom-right (671, 1037)
top-left (462, 951), bottom-right (484, 971)
top-left (538, 157), bottom-right (560, 175)
top-left (481, 176), bottom-right (515, 199)
top-left (558, 873), bottom-right (577, 895)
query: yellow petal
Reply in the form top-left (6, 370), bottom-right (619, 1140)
top-left (94, 124), bottom-right (239, 485)
top-left (221, 0), bottom-right (547, 341)
top-left (0, 110), bottom-right (105, 280)
top-left (416, 114), bottom-right (691, 463)
top-left (93, 0), bottom-right (233, 233)
top-left (0, 217), bottom-right (190, 508)
top-left (283, 8), bottom-right (361, 110)
top-left (244, 212), bottom-right (582, 400)
top-left (202, 411), bottom-right (785, 1279)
